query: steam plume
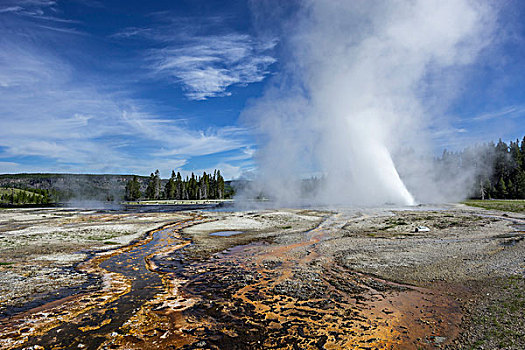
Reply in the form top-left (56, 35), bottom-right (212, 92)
top-left (242, 0), bottom-right (495, 206)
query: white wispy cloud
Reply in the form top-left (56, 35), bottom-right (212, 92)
top-left (0, 7), bottom-right (23, 14)
top-left (471, 105), bottom-right (525, 121)
top-left (110, 26), bottom-right (152, 39)
top-left (149, 34), bottom-right (277, 100)
top-left (0, 0), bottom-right (83, 39)
top-left (121, 111), bottom-right (249, 157)
top-left (1, 1), bottom-right (57, 20)
top-left (114, 18), bottom-right (277, 100)
top-left (431, 127), bottom-right (468, 138)
top-left (223, 147), bottom-right (256, 162)
top-left (0, 21), bottom-right (253, 175)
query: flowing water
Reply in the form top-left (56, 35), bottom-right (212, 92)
top-left (2, 211), bottom-right (465, 349)
top-left (12, 217), bottom-right (202, 350)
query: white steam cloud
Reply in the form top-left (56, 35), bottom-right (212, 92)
top-left (241, 0), bottom-right (495, 206)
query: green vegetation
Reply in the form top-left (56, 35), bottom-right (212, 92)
top-left (0, 173), bottom-right (147, 202)
top-left (463, 199), bottom-right (525, 213)
top-left (128, 169), bottom-right (231, 201)
top-left (441, 135), bottom-right (525, 199)
top-left (0, 187), bottom-right (51, 205)
top-left (0, 171), bottom-right (234, 203)
top-left (469, 276), bottom-right (525, 349)
top-left (386, 218), bottom-right (408, 226)
top-left (125, 175), bottom-right (142, 201)
top-left (378, 218), bottom-right (409, 231)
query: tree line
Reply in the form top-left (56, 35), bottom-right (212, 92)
top-left (0, 188), bottom-right (52, 205)
top-left (437, 136), bottom-right (525, 199)
top-left (125, 169), bottom-right (227, 201)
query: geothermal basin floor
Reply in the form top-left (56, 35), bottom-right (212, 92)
top-left (0, 205), bottom-right (523, 349)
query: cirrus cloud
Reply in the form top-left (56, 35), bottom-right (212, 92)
top-left (148, 33), bottom-right (277, 100)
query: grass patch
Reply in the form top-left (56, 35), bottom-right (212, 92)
top-left (386, 218), bottom-right (408, 226)
top-left (0, 262), bottom-right (14, 266)
top-left (86, 233), bottom-right (119, 241)
top-left (379, 218), bottom-right (409, 231)
top-left (467, 275), bottom-right (525, 349)
top-left (463, 199), bottom-right (525, 213)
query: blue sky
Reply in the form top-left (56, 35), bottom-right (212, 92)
top-left (0, 0), bottom-right (523, 179)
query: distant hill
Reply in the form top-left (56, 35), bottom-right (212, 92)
top-left (0, 173), bottom-right (236, 203)
top-left (0, 173), bottom-right (150, 202)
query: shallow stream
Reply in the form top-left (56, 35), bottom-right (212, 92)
top-left (16, 220), bottom-right (196, 350)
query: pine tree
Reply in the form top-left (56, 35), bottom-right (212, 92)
top-left (125, 176), bottom-right (141, 201)
top-left (145, 173), bottom-right (156, 199)
top-left (496, 177), bottom-right (508, 199)
top-left (210, 170), bottom-right (217, 199)
top-left (188, 173), bottom-right (197, 199)
top-left (510, 140), bottom-right (522, 169)
top-left (176, 172), bottom-right (182, 200)
top-left (494, 139), bottom-right (509, 182)
top-left (516, 170), bottom-right (525, 198)
top-left (507, 178), bottom-right (515, 198)
top-left (199, 172), bottom-right (209, 199)
top-left (165, 171), bottom-right (176, 200)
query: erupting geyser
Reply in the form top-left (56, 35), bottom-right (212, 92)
top-left (242, 0), bottom-right (494, 206)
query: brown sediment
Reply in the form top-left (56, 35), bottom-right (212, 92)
top-left (1, 207), bottom-right (522, 349)
top-left (101, 217), bottom-right (211, 349)
top-left (89, 212), bottom-right (463, 349)
top-left (168, 214), bottom-right (464, 349)
top-left (0, 242), bottom-right (134, 349)
top-left (0, 215), bottom-right (207, 349)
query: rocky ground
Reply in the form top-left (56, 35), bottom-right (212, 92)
top-left (0, 204), bottom-right (523, 349)
top-left (0, 207), bottom-right (191, 316)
